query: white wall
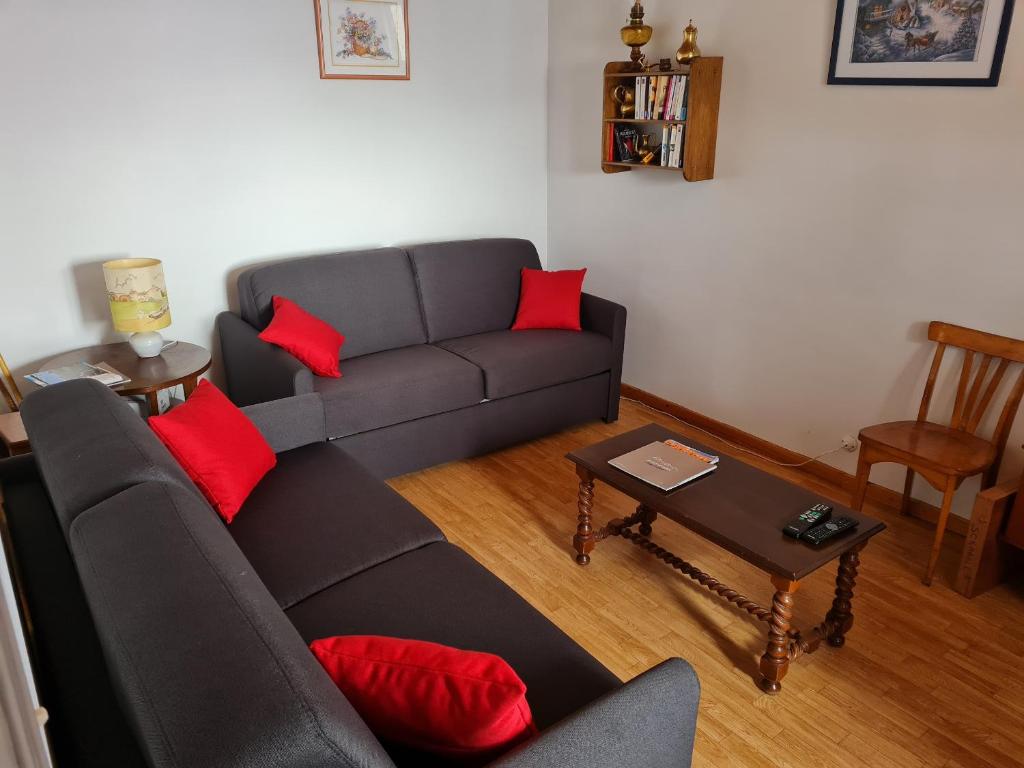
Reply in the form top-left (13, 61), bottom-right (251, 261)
top-left (549, 1), bottom-right (1024, 513)
top-left (0, 0), bottom-right (549, 383)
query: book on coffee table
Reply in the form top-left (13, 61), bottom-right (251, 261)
top-left (25, 361), bottom-right (130, 389)
top-left (608, 439), bottom-right (718, 491)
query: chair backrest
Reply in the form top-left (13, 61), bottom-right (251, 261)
top-left (919, 322), bottom-right (1024, 456)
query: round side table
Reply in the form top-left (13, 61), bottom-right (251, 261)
top-left (36, 342), bottom-right (211, 415)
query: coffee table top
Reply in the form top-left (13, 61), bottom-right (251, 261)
top-left (567, 424), bottom-right (886, 581)
top-left (35, 342), bottom-right (211, 398)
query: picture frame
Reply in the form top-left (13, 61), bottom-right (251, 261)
top-left (828, 0), bottom-right (1016, 86)
top-left (314, 0), bottom-right (410, 80)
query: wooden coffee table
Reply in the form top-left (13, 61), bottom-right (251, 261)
top-left (567, 424), bottom-right (886, 694)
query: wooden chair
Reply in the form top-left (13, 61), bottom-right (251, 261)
top-left (0, 351), bottom-right (22, 413)
top-left (851, 322), bottom-right (1024, 586)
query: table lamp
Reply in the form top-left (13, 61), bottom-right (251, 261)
top-left (102, 258), bottom-right (172, 358)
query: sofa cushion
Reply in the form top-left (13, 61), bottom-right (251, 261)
top-left (285, 543), bottom-right (621, 738)
top-left (436, 330), bottom-right (612, 400)
top-left (258, 295), bottom-right (345, 377)
top-left (512, 268), bottom-right (587, 331)
top-left (19, 379), bottom-right (197, 535)
top-left (408, 239), bottom-right (542, 342)
top-left (313, 345), bottom-right (485, 439)
top-left (229, 443), bottom-right (445, 609)
top-left (237, 247), bottom-right (427, 360)
top-left (148, 380), bottom-right (277, 524)
top-left (310, 635), bottom-right (536, 758)
top-left (69, 481), bottom-right (395, 768)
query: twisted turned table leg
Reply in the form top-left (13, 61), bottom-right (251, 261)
top-left (825, 544), bottom-right (863, 648)
top-left (758, 576), bottom-right (800, 695)
top-left (573, 468), bottom-right (596, 566)
top-left (637, 504), bottom-right (658, 536)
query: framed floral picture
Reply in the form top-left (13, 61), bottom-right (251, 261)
top-left (829, 0), bottom-right (1016, 86)
top-left (314, 0), bottom-right (410, 80)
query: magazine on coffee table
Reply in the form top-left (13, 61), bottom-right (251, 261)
top-left (608, 439), bottom-right (718, 491)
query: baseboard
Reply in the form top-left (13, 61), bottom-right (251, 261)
top-left (620, 384), bottom-right (967, 537)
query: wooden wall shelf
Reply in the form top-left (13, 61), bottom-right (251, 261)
top-left (601, 57), bottom-right (723, 182)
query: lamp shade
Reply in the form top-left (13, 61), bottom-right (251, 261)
top-left (102, 258), bottom-right (172, 333)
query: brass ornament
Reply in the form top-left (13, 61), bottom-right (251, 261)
top-left (611, 84), bottom-right (636, 118)
top-left (620, 1), bottom-right (653, 70)
top-left (676, 19), bottom-right (702, 65)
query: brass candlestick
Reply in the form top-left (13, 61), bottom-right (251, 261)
top-left (620, 1), bottom-right (653, 71)
top-left (676, 19), bottom-right (702, 65)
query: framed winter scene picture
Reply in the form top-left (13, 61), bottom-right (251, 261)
top-left (314, 0), bottom-right (410, 80)
top-left (829, 0), bottom-right (1016, 86)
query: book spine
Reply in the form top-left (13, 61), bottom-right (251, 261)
top-left (635, 77), bottom-right (642, 120)
top-left (661, 124), bottom-right (669, 167)
top-left (678, 76), bottom-right (689, 121)
top-left (664, 76), bottom-right (675, 122)
top-left (648, 76), bottom-right (656, 120)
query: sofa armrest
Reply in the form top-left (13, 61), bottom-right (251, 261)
top-left (217, 311), bottom-right (314, 406)
top-left (580, 293), bottom-right (627, 423)
top-left (241, 394), bottom-right (327, 454)
top-left (489, 659), bottom-right (699, 768)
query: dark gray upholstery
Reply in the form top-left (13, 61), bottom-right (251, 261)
top-left (69, 481), bottom-right (395, 768)
top-left (9, 378), bottom-right (698, 768)
top-left (580, 293), bottom-right (627, 422)
top-left (242, 392), bottom-right (327, 453)
top-left (218, 311), bottom-right (315, 406)
top-left (437, 330), bottom-right (613, 400)
top-left (229, 443), bottom-right (445, 610)
top-left (19, 380), bottom-right (197, 533)
top-left (408, 239), bottom-right (541, 342)
top-left (286, 542), bottom-right (621, 732)
top-left (337, 374), bottom-right (612, 478)
top-left (315, 345), bottom-right (484, 439)
top-left (237, 248), bottom-right (427, 359)
top-left (492, 660), bottom-right (700, 768)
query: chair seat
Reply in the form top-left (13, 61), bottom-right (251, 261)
top-left (859, 420), bottom-right (997, 476)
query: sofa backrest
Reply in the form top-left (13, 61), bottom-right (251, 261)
top-left (408, 238), bottom-right (542, 342)
top-left (19, 379), bottom-right (198, 535)
top-left (21, 381), bottom-right (396, 768)
top-left (237, 248), bottom-right (428, 360)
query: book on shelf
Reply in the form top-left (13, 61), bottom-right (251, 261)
top-left (25, 361), bottom-right (131, 389)
top-left (632, 74), bottom-right (688, 121)
top-left (613, 124), bottom-right (640, 162)
top-left (608, 439), bottom-right (719, 492)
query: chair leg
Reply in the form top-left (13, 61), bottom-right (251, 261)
top-left (900, 469), bottom-right (916, 516)
top-left (851, 452), bottom-right (872, 512)
top-left (923, 479), bottom-right (958, 587)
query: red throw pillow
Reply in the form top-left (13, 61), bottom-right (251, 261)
top-left (511, 268), bottom-right (587, 331)
top-left (310, 636), bottom-right (536, 757)
top-left (149, 380), bottom-right (276, 524)
top-left (258, 296), bottom-right (345, 377)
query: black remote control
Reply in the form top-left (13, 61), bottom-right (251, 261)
top-left (782, 504), bottom-right (832, 539)
top-left (802, 516), bottom-right (859, 546)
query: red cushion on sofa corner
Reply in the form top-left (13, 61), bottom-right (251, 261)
top-left (310, 635), bottom-right (536, 757)
top-left (258, 295), bottom-right (345, 377)
top-left (148, 380), bottom-right (276, 523)
top-left (511, 268), bottom-right (587, 331)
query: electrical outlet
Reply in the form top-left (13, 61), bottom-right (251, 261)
top-left (841, 435), bottom-right (859, 453)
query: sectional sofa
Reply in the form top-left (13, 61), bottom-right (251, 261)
top-left (2, 380), bottom-right (700, 768)
top-left (217, 238), bottom-right (626, 477)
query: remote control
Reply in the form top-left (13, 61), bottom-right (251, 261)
top-left (802, 516), bottom-right (859, 546)
top-left (782, 504), bottom-right (832, 539)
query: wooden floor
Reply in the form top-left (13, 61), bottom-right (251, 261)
top-left (390, 400), bottom-right (1024, 768)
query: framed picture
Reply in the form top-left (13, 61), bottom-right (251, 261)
top-left (829, 0), bottom-right (1016, 86)
top-left (314, 0), bottom-right (410, 80)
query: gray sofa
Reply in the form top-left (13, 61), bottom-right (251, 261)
top-left (217, 239), bottom-right (626, 477)
top-left (3, 380), bottom-right (700, 768)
